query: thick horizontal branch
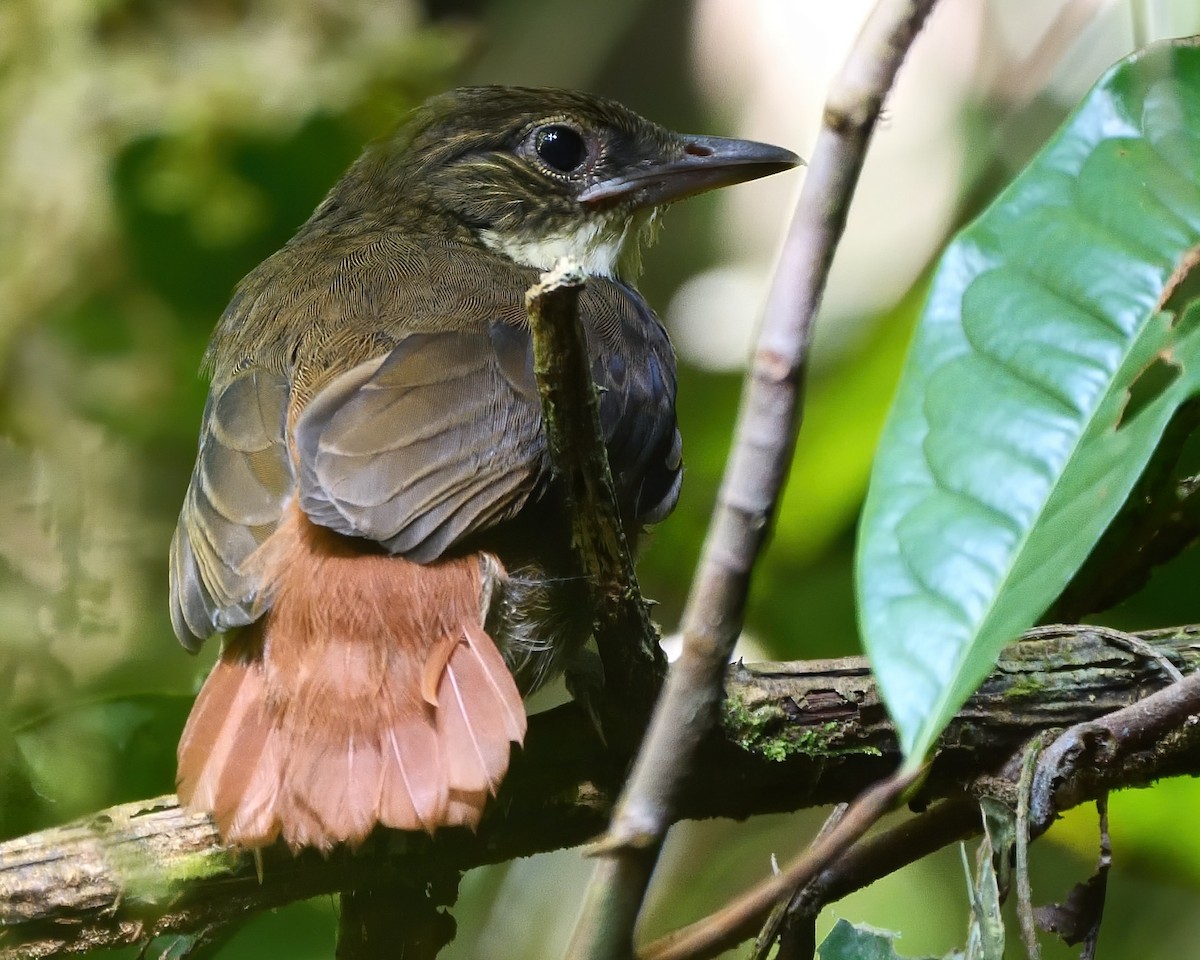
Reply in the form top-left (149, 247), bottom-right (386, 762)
top-left (2, 626), bottom-right (1198, 959)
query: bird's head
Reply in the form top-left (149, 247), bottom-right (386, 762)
top-left (330, 86), bottom-right (800, 278)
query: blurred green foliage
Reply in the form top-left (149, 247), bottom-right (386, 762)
top-left (1, 1), bottom-right (1199, 958)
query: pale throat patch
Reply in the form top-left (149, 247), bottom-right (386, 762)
top-left (480, 209), bottom-right (659, 278)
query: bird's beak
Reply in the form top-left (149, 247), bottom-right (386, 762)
top-left (578, 135), bottom-right (801, 210)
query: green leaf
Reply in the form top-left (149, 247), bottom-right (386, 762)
top-left (818, 918), bottom-right (939, 960)
top-left (856, 38), bottom-right (1200, 760)
top-left (818, 919), bottom-right (904, 960)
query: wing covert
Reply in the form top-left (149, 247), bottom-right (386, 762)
top-left (296, 323), bottom-right (549, 563)
top-left (170, 369), bottom-right (293, 651)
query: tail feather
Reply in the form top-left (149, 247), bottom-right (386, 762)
top-left (421, 633), bottom-right (462, 707)
top-left (210, 699), bottom-right (274, 833)
top-left (176, 503), bottom-right (527, 851)
top-left (438, 626), bottom-right (529, 794)
top-left (378, 726), bottom-right (427, 830)
top-left (462, 621), bottom-right (528, 743)
top-left (296, 732), bottom-right (385, 847)
top-left (445, 788), bottom-right (491, 827)
top-left (224, 728), bottom-right (284, 844)
top-left (178, 644), bottom-right (269, 814)
top-left (377, 715), bottom-right (446, 833)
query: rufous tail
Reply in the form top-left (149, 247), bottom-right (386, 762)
top-left (176, 503), bottom-right (526, 851)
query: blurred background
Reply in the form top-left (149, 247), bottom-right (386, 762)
top-left (2, 0), bottom-right (1200, 957)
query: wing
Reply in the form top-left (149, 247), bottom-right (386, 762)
top-left (296, 321), bottom-right (550, 564)
top-left (589, 281), bottom-right (682, 526)
top-left (169, 369), bottom-right (293, 651)
top-left (170, 268), bottom-right (678, 653)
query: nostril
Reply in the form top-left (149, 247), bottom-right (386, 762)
top-left (684, 142), bottom-right (713, 157)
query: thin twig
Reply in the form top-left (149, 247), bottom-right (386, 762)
top-left (996, 0), bottom-right (1108, 107)
top-left (771, 799), bottom-right (982, 960)
top-left (1030, 797), bottom-right (1111, 956)
top-left (751, 804), bottom-right (847, 960)
top-left (640, 769), bottom-right (921, 960)
top-left (797, 798), bottom-right (982, 909)
top-left (1083, 797), bottom-right (1111, 960)
top-left (1015, 733), bottom-right (1053, 960)
top-left (564, 2), bottom-right (941, 957)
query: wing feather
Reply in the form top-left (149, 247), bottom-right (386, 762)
top-left (297, 325), bottom-right (548, 562)
top-left (169, 370), bottom-right (292, 651)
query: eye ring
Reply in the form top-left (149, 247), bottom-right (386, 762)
top-left (532, 124), bottom-right (589, 174)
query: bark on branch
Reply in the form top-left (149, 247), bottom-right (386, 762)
top-left (2, 626), bottom-right (1197, 959)
top-left (524, 260), bottom-right (666, 730)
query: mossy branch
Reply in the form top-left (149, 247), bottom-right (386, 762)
top-left (2, 625), bottom-right (1198, 959)
top-left (525, 260), bottom-right (666, 727)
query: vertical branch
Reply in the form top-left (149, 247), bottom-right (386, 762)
top-left (336, 872), bottom-right (460, 960)
top-left (524, 260), bottom-right (666, 726)
top-left (566, 2), bottom-right (942, 958)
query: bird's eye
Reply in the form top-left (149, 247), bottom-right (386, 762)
top-left (534, 125), bottom-right (587, 173)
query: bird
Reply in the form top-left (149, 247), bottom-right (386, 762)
top-left (169, 85), bottom-right (799, 852)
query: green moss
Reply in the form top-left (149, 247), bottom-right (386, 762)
top-left (720, 693), bottom-right (761, 742)
top-left (721, 694), bottom-right (880, 762)
top-left (154, 845), bottom-right (242, 889)
top-left (1002, 675), bottom-right (1047, 699)
top-left (96, 813), bottom-right (241, 904)
top-left (759, 736), bottom-right (799, 763)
